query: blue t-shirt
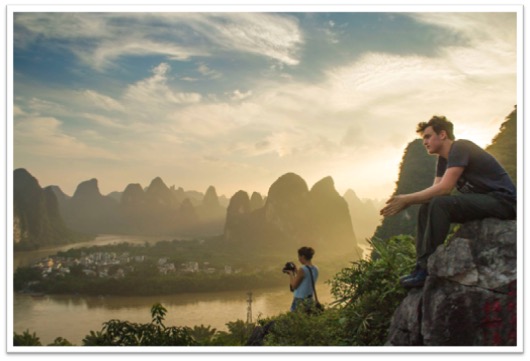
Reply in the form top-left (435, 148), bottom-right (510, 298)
top-left (436, 139), bottom-right (516, 203)
top-left (294, 265), bottom-right (318, 299)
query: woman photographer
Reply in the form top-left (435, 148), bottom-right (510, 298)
top-left (285, 246), bottom-right (319, 312)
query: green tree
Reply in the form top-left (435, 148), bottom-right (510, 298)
top-left (13, 266), bottom-right (42, 291)
top-left (486, 105), bottom-right (517, 186)
top-left (189, 324), bottom-right (218, 346)
top-left (82, 303), bottom-right (195, 346)
top-left (48, 337), bottom-right (74, 346)
top-left (13, 330), bottom-right (42, 346)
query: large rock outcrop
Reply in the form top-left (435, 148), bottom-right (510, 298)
top-left (13, 168), bottom-right (86, 250)
top-left (63, 178), bottom-right (125, 234)
top-left (194, 186), bottom-right (226, 235)
top-left (224, 173), bottom-right (362, 259)
top-left (386, 218), bottom-right (517, 346)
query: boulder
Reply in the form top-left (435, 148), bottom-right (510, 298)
top-left (386, 218), bottom-right (517, 346)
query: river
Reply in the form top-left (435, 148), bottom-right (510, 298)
top-left (12, 235), bottom-right (337, 346)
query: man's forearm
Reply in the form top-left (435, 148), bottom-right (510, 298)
top-left (405, 183), bottom-right (453, 205)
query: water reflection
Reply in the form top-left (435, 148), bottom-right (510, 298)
top-left (13, 284), bottom-right (334, 346)
top-left (44, 289), bottom-right (254, 310)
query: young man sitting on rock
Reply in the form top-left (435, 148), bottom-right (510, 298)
top-left (380, 115), bottom-right (516, 288)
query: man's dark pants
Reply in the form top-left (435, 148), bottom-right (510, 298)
top-left (416, 193), bottom-right (516, 269)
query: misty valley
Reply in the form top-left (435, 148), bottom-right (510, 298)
top-left (14, 169), bottom-right (384, 296)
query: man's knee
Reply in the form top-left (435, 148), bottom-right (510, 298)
top-left (428, 195), bottom-right (454, 209)
top-left (418, 202), bottom-right (430, 216)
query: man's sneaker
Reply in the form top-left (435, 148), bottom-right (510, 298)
top-left (399, 264), bottom-right (421, 283)
top-left (400, 268), bottom-right (428, 288)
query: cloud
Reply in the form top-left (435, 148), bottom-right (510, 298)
top-left (197, 63), bottom-right (222, 79)
top-left (409, 12), bottom-right (516, 47)
top-left (341, 123), bottom-right (366, 148)
top-left (123, 63), bottom-right (202, 110)
top-left (14, 115), bottom-right (119, 160)
top-left (167, 101), bottom-right (257, 140)
top-left (25, 97), bottom-right (69, 116)
top-left (408, 13), bottom-right (516, 75)
top-left (14, 13), bottom-right (109, 43)
top-left (80, 89), bottom-right (125, 112)
top-left (202, 13), bottom-right (303, 65)
top-left (228, 89), bottom-right (252, 101)
top-left (79, 113), bottom-right (128, 130)
top-left (14, 12), bottom-right (303, 70)
top-left (84, 40), bottom-right (208, 70)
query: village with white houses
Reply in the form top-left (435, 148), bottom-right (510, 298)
top-left (31, 251), bottom-right (238, 280)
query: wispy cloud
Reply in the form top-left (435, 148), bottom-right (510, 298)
top-left (197, 63), bottom-right (222, 79)
top-left (123, 63), bottom-right (202, 110)
top-left (192, 13), bottom-right (303, 66)
top-left (80, 90), bottom-right (125, 112)
top-left (14, 12), bottom-right (303, 70)
top-left (228, 89), bottom-right (252, 101)
top-left (14, 116), bottom-right (120, 160)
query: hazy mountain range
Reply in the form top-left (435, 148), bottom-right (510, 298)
top-left (13, 169), bottom-right (380, 256)
top-left (223, 173), bottom-right (364, 258)
top-left (13, 169), bottom-right (91, 250)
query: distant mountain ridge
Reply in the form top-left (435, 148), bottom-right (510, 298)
top-left (53, 177), bottom-right (228, 237)
top-left (15, 172), bottom-right (382, 254)
top-left (13, 169), bottom-right (89, 250)
top-left (224, 172), bottom-right (364, 260)
top-left (62, 178), bottom-right (124, 234)
top-left (343, 189), bottom-right (381, 244)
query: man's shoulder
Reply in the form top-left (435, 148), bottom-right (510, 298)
top-left (452, 139), bottom-right (482, 152)
top-left (454, 139), bottom-right (476, 146)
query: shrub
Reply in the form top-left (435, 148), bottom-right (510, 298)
top-left (13, 330), bottom-right (41, 346)
top-left (263, 306), bottom-right (345, 346)
top-left (210, 320), bottom-right (256, 346)
top-left (82, 303), bottom-right (195, 346)
top-left (329, 235), bottom-right (415, 345)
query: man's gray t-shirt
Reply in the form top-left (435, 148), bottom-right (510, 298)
top-left (436, 139), bottom-right (516, 204)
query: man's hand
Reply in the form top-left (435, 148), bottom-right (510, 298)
top-left (380, 195), bottom-right (409, 217)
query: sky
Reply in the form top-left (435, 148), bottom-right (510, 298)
top-left (10, 7), bottom-right (519, 201)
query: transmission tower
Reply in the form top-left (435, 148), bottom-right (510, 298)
top-left (246, 291), bottom-right (253, 323)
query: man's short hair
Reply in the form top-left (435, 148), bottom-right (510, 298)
top-left (298, 246), bottom-right (315, 260)
top-left (416, 115), bottom-right (455, 140)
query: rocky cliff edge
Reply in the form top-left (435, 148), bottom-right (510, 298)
top-left (386, 218), bottom-right (517, 346)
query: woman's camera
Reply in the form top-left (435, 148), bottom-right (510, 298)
top-left (282, 261), bottom-right (296, 273)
